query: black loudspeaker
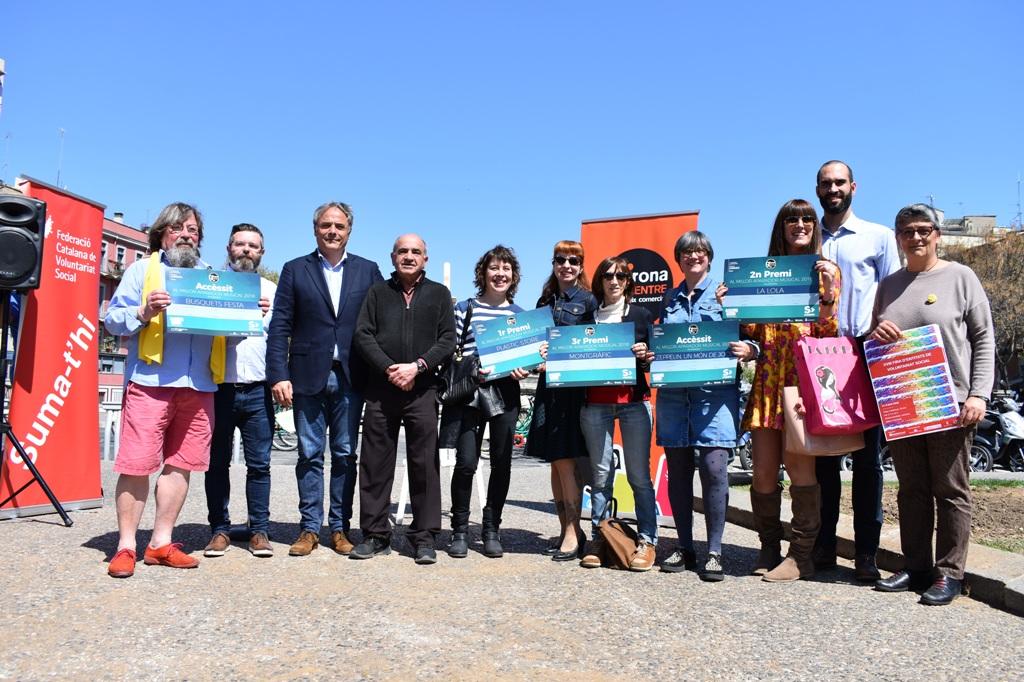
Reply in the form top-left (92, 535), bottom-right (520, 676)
top-left (0, 195), bottom-right (47, 291)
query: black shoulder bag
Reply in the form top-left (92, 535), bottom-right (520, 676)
top-left (437, 301), bottom-right (479, 406)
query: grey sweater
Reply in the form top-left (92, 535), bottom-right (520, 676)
top-left (872, 261), bottom-right (995, 403)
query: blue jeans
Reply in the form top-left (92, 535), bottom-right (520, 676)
top-left (294, 366), bottom-right (363, 533)
top-left (205, 383), bottom-right (274, 534)
top-left (580, 401), bottom-right (658, 544)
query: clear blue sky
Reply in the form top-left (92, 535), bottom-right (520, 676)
top-left (3, 2), bottom-right (1022, 301)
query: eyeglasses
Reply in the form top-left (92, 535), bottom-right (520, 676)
top-left (553, 255), bottom-right (581, 267)
top-left (897, 226), bottom-right (936, 239)
top-left (168, 224), bottom-right (199, 236)
top-left (784, 216), bottom-right (817, 227)
top-left (680, 249), bottom-right (707, 259)
top-left (602, 272), bottom-right (628, 281)
top-left (316, 221), bottom-right (349, 230)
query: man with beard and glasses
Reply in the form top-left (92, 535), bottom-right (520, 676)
top-left (202, 224), bottom-right (278, 558)
top-left (267, 202), bottom-right (383, 557)
top-left (103, 202), bottom-right (220, 578)
top-left (813, 160), bottom-right (900, 582)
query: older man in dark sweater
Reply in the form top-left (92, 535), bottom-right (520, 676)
top-left (350, 234), bottom-right (456, 564)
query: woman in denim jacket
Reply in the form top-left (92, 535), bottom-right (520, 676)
top-left (525, 240), bottom-right (598, 560)
top-left (655, 231), bottom-right (756, 581)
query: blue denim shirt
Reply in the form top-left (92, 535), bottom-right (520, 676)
top-left (655, 274), bottom-right (740, 449)
top-left (540, 285), bottom-right (597, 327)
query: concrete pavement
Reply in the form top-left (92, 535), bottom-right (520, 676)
top-left (0, 457), bottom-right (1022, 680)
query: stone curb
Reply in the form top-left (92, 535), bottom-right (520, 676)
top-left (701, 483), bottom-right (1024, 616)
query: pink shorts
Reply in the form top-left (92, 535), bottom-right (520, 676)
top-left (114, 382), bottom-right (215, 476)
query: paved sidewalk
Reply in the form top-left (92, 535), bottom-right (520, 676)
top-left (1, 457), bottom-right (1022, 680)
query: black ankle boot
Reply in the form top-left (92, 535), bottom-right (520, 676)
top-left (482, 530), bottom-right (503, 558)
top-left (480, 507), bottom-right (502, 558)
top-left (448, 532), bottom-right (469, 558)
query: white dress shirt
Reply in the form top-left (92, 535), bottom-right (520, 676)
top-left (319, 250), bottom-right (347, 360)
top-left (223, 273), bottom-right (277, 384)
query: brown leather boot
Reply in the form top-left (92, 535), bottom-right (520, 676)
top-left (750, 486), bottom-right (784, 575)
top-left (330, 530), bottom-right (354, 555)
top-left (288, 530), bottom-right (319, 556)
top-left (763, 484), bottom-right (820, 583)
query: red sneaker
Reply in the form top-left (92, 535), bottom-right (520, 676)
top-left (143, 542), bottom-right (200, 569)
top-left (108, 548), bottom-right (137, 578)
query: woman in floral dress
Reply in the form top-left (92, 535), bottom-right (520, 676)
top-left (726, 199), bottom-right (841, 583)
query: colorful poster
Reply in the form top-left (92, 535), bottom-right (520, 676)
top-left (723, 254), bottom-right (819, 323)
top-left (3, 177), bottom-right (103, 518)
top-left (165, 268), bottom-right (262, 336)
top-left (864, 324), bottom-right (960, 440)
top-left (545, 322), bottom-right (636, 388)
top-left (650, 320), bottom-right (739, 387)
top-left (473, 307), bottom-right (551, 380)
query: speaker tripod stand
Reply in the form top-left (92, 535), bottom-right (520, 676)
top-left (0, 292), bottom-right (73, 526)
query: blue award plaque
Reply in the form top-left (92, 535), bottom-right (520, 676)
top-left (165, 268), bottom-right (263, 336)
top-left (650, 320), bottom-right (739, 388)
top-left (722, 254), bottom-right (819, 323)
top-left (545, 322), bottom-right (636, 388)
top-left (473, 308), bottom-right (552, 380)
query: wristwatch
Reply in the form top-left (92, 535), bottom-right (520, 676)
top-left (415, 358), bottom-right (428, 374)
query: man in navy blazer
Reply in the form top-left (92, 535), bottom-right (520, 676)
top-left (267, 201), bottom-right (383, 557)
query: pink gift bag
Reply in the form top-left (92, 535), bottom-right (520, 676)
top-left (794, 335), bottom-right (881, 436)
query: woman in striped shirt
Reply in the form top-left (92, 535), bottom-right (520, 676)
top-left (446, 245), bottom-right (534, 559)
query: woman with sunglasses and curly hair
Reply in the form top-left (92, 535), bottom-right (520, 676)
top-left (525, 241), bottom-right (598, 560)
top-left (578, 256), bottom-right (658, 571)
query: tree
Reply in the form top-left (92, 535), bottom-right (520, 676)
top-left (944, 231), bottom-right (1024, 370)
top-left (257, 265), bottom-right (279, 284)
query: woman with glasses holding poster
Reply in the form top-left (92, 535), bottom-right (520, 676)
top-left (525, 241), bottom-right (598, 560)
top-left (869, 204), bottom-right (993, 606)
top-left (656, 231), bottom-right (757, 581)
top-left (728, 199), bottom-right (840, 583)
top-left (578, 256), bottom-right (658, 571)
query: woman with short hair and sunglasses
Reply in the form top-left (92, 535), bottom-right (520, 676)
top-left (578, 257), bottom-right (659, 571)
top-left (525, 241), bottom-right (598, 560)
top-left (870, 204), bottom-right (993, 606)
top-left (729, 199), bottom-right (841, 583)
top-left (655, 230), bottom-right (755, 581)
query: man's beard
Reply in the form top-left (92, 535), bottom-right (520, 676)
top-left (820, 193), bottom-right (852, 216)
top-left (166, 242), bottom-right (199, 268)
top-left (229, 254), bottom-right (260, 272)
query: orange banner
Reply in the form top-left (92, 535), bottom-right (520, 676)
top-left (1, 178), bottom-right (104, 517)
top-left (581, 211), bottom-right (698, 520)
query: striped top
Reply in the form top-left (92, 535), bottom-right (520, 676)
top-left (454, 298), bottom-right (526, 358)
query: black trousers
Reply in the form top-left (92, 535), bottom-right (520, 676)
top-left (449, 402), bottom-right (518, 531)
top-left (358, 381), bottom-right (441, 547)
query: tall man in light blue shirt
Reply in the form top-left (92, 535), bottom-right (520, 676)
top-left (203, 224), bottom-right (277, 558)
top-left (814, 160), bottom-right (900, 581)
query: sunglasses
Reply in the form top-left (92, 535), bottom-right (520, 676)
top-left (784, 216), bottom-right (817, 227)
top-left (602, 272), bottom-right (628, 281)
top-left (553, 255), bottom-right (581, 267)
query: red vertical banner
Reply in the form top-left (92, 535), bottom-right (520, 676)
top-left (1, 177), bottom-right (104, 516)
top-left (581, 211), bottom-right (699, 521)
